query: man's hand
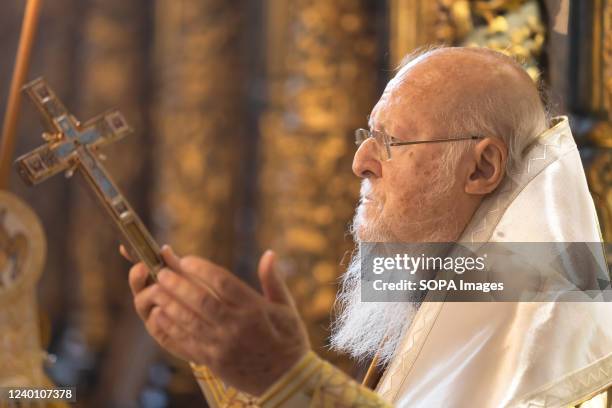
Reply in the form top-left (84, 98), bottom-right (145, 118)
top-left (122, 245), bottom-right (311, 396)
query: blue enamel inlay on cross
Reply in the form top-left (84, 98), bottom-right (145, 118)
top-left (57, 116), bottom-right (79, 139)
top-left (79, 150), bottom-right (119, 199)
top-left (78, 128), bottom-right (103, 145)
top-left (92, 166), bottom-right (119, 199)
top-left (55, 141), bottom-right (77, 158)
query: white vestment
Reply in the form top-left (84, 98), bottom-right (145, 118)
top-left (376, 117), bottom-right (612, 407)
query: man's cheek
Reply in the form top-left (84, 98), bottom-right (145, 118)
top-left (388, 186), bottom-right (414, 211)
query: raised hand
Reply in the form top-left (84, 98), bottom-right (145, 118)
top-left (122, 245), bottom-right (311, 396)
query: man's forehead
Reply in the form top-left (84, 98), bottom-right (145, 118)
top-left (367, 110), bottom-right (390, 131)
top-left (367, 110), bottom-right (419, 138)
top-left (386, 51), bottom-right (437, 90)
top-left (368, 88), bottom-right (402, 125)
top-left (370, 56), bottom-right (462, 134)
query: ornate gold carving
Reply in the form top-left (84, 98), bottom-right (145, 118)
top-left (0, 208), bottom-right (27, 289)
top-left (389, 0), bottom-right (545, 80)
top-left (462, 1), bottom-right (545, 80)
top-left (260, 0), bottom-right (377, 367)
top-left (0, 191), bottom-right (47, 387)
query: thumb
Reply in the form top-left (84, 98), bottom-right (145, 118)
top-left (258, 250), bottom-right (294, 307)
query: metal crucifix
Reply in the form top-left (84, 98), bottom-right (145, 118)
top-left (15, 77), bottom-right (164, 280)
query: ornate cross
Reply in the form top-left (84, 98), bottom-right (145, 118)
top-left (15, 77), bottom-right (164, 279)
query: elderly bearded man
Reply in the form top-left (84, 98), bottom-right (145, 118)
top-left (124, 47), bottom-right (612, 407)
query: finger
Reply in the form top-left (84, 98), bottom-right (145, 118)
top-left (161, 301), bottom-right (218, 343)
top-left (258, 250), bottom-right (295, 307)
top-left (146, 307), bottom-right (196, 362)
top-left (134, 283), bottom-right (164, 320)
top-left (154, 307), bottom-right (190, 339)
top-left (150, 307), bottom-right (216, 367)
top-left (178, 256), bottom-right (224, 299)
top-left (161, 245), bottom-right (182, 272)
top-left (119, 244), bottom-right (134, 263)
top-left (175, 256), bottom-right (223, 299)
top-left (157, 268), bottom-right (229, 323)
top-left (155, 309), bottom-right (218, 367)
top-left (129, 262), bottom-right (150, 296)
top-left (152, 282), bottom-right (218, 329)
top-left (160, 248), bottom-right (219, 298)
top-left (179, 256), bottom-right (256, 303)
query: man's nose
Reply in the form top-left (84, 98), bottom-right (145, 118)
top-left (352, 139), bottom-right (382, 179)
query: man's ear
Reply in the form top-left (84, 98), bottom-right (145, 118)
top-left (465, 137), bottom-right (507, 195)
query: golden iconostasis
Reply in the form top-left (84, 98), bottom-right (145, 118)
top-left (0, 0), bottom-right (610, 406)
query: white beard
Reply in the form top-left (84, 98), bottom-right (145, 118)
top-left (330, 189), bottom-right (427, 365)
top-left (329, 249), bottom-right (419, 365)
top-left (331, 150), bottom-right (461, 365)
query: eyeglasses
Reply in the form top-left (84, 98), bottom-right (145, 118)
top-left (354, 128), bottom-right (484, 160)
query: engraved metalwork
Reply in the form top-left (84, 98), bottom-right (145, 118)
top-left (15, 78), bottom-right (164, 280)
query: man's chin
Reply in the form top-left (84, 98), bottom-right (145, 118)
top-left (353, 205), bottom-right (396, 242)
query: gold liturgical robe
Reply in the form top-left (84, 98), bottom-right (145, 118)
top-left (190, 117), bottom-right (612, 407)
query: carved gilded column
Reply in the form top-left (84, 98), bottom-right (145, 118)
top-left (151, 0), bottom-right (247, 266)
top-left (259, 0), bottom-right (377, 366)
top-left (585, 1), bottom-right (612, 243)
top-left (67, 0), bottom-right (150, 351)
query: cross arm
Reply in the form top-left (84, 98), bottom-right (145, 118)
top-left (14, 139), bottom-right (74, 185)
top-left (23, 77), bottom-right (74, 135)
top-left (78, 109), bottom-right (132, 149)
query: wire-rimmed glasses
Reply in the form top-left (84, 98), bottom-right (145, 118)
top-left (354, 128), bottom-right (483, 160)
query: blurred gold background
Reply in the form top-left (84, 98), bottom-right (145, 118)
top-left (0, 0), bottom-right (610, 407)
